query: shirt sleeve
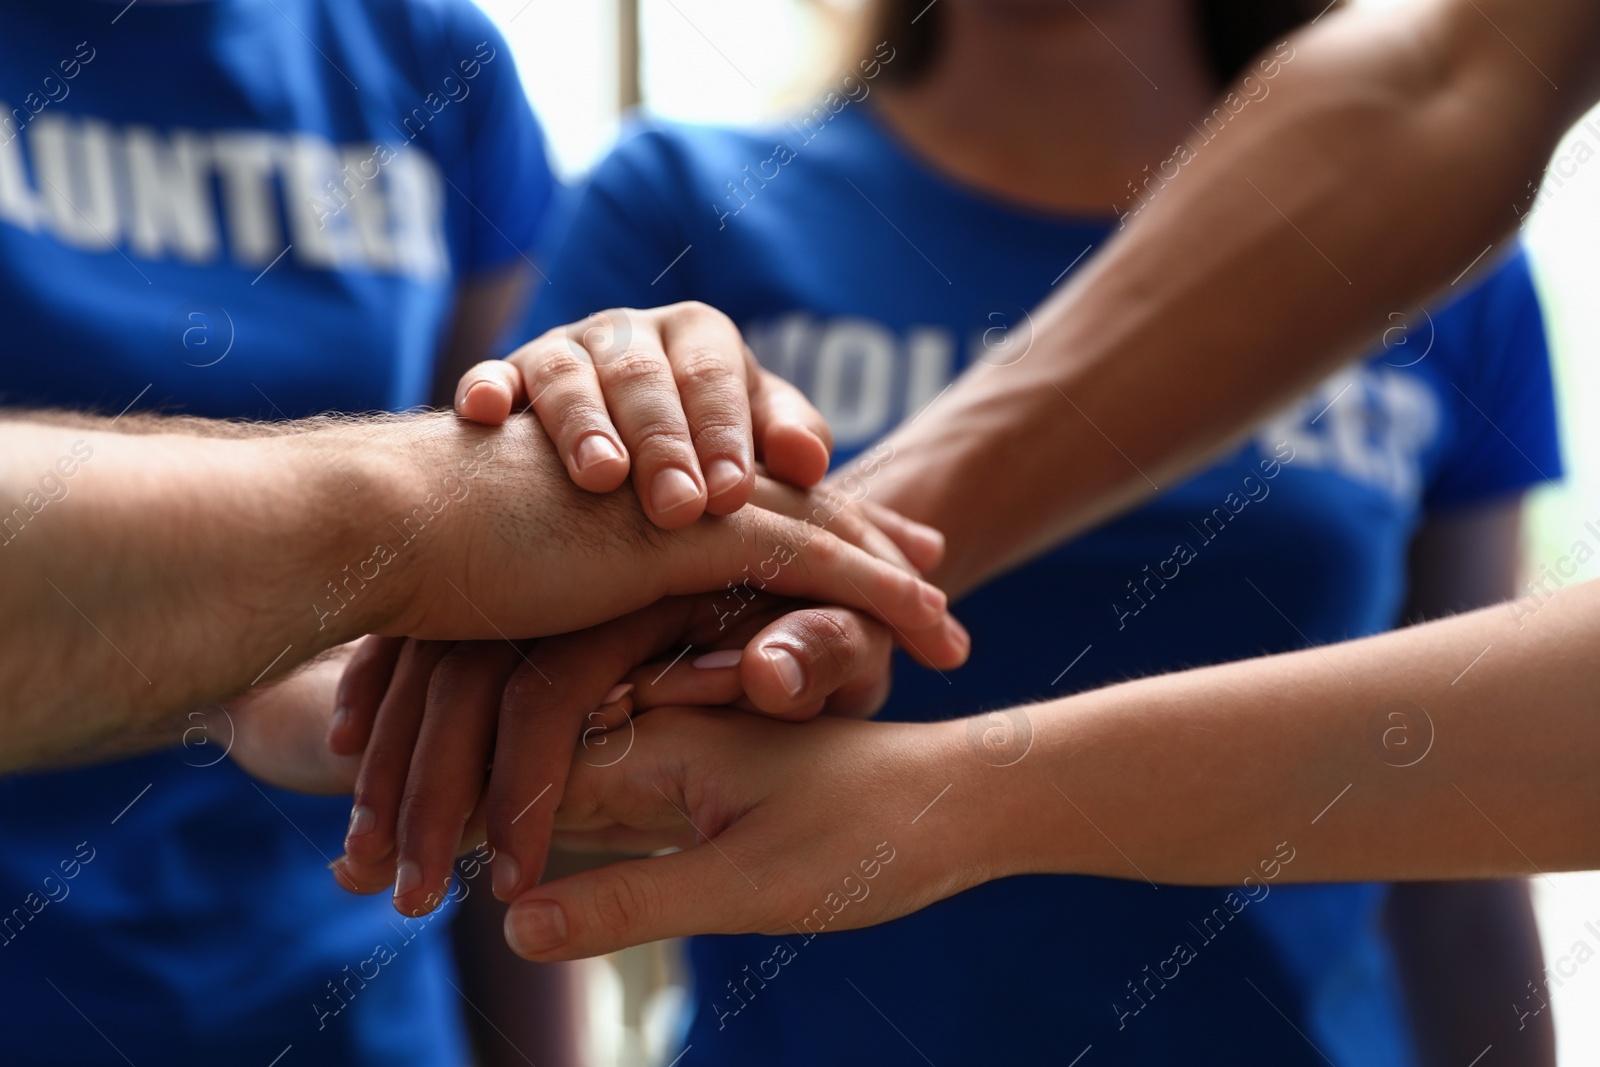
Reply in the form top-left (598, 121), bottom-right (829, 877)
top-left (1423, 246), bottom-right (1563, 511)
top-left (445, 7), bottom-right (557, 275)
top-left (522, 128), bottom-right (699, 337)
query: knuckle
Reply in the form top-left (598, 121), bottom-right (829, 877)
top-left (500, 665), bottom-right (548, 717)
top-left (588, 866), bottom-right (653, 938)
top-left (689, 417), bottom-right (747, 457)
top-left (673, 347), bottom-right (739, 391)
top-left (545, 393), bottom-right (613, 441)
top-left (523, 347), bottom-right (593, 393)
top-left (672, 300), bottom-right (730, 329)
top-left (427, 644), bottom-right (479, 688)
top-left (578, 310), bottom-right (639, 359)
top-left (802, 528), bottom-right (843, 567)
top-left (630, 420), bottom-right (696, 458)
top-left (818, 506), bottom-right (867, 546)
top-left (798, 611), bottom-right (858, 670)
top-left (395, 790), bottom-right (441, 836)
top-left (600, 347), bottom-right (668, 386)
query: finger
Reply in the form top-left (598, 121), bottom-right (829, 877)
top-left (504, 845), bottom-right (759, 961)
top-left (485, 659), bottom-right (602, 904)
top-left (858, 500), bottom-right (945, 576)
top-left (749, 480), bottom-right (914, 574)
top-left (510, 324), bottom-right (629, 493)
top-left (748, 361), bottom-right (831, 489)
top-left (703, 509), bottom-right (950, 636)
top-left (588, 312), bottom-right (708, 528)
top-left (453, 359), bottom-right (524, 426)
top-left (659, 303), bottom-right (755, 516)
top-left (392, 642), bottom-right (523, 917)
top-left (715, 491), bottom-right (964, 670)
top-left (586, 687), bottom-right (636, 734)
top-left (329, 636), bottom-right (406, 756)
top-left (740, 607), bottom-right (894, 720)
top-left (636, 603), bottom-right (967, 708)
top-left (486, 603), bottom-right (697, 903)
top-left (333, 797), bottom-right (490, 893)
top-left (339, 640), bottom-right (454, 890)
top-left (628, 648), bottom-right (748, 710)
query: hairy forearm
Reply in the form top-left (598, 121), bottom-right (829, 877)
top-left (0, 406), bottom-right (949, 770)
top-left (973, 577), bottom-right (1600, 885)
top-left (0, 417), bottom-right (417, 767)
top-left (864, 0), bottom-right (1600, 596)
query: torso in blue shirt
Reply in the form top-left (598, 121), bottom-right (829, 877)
top-left (527, 104), bottom-right (1560, 1066)
top-left (0, 2), bottom-right (553, 1062)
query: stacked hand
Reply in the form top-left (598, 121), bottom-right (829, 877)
top-left (231, 302), bottom-right (969, 931)
top-left (327, 481), bottom-right (962, 915)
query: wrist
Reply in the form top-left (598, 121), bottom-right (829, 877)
top-left (932, 702), bottom-right (1093, 884)
top-left (861, 374), bottom-right (1062, 598)
top-left (298, 412), bottom-right (495, 640)
top-left (925, 713), bottom-right (1040, 885)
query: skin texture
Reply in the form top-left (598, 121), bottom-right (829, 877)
top-left (420, 0), bottom-right (1600, 1005)
top-left (0, 411), bottom-right (952, 771)
top-left (856, 0), bottom-right (1600, 597)
top-left (1387, 498), bottom-right (1553, 1066)
top-left (455, 301), bottom-right (834, 527)
top-left (324, 493), bottom-right (962, 919)
top-left (502, 572), bottom-right (1600, 960)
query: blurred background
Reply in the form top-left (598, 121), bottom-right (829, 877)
top-left (473, 0), bottom-right (1600, 1061)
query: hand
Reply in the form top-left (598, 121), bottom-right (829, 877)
top-left (501, 707), bottom-right (989, 961)
top-left (328, 500), bottom-right (967, 915)
top-left (453, 302), bottom-right (832, 527)
top-left (624, 476), bottom-right (953, 718)
top-left (385, 418), bottom-right (951, 645)
top-left (215, 649), bottom-right (362, 795)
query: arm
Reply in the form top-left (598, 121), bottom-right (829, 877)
top-left (1386, 498), bottom-right (1554, 1067)
top-left (0, 412), bottom-right (949, 771)
top-left (500, 573), bottom-right (1600, 959)
top-left (859, 0), bottom-right (1600, 596)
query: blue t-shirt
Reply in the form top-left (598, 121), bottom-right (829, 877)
top-left (527, 105), bottom-right (1560, 1066)
top-left (0, 2), bottom-right (554, 1063)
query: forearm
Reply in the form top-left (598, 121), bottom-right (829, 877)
top-left (0, 407), bottom-right (951, 771)
top-left (977, 578), bottom-right (1600, 885)
top-left (0, 417), bottom-right (417, 768)
top-left (863, 0), bottom-right (1600, 596)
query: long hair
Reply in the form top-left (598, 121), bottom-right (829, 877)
top-left (859, 0), bottom-right (1341, 89)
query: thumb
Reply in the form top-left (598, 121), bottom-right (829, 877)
top-left (454, 359), bottom-right (523, 425)
top-left (502, 845), bottom-right (766, 960)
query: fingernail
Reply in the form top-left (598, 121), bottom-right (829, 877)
top-left (492, 853), bottom-right (521, 900)
top-left (329, 703), bottom-right (350, 737)
top-left (705, 457), bottom-right (744, 497)
top-left (919, 582), bottom-right (947, 615)
top-left (693, 649), bottom-right (742, 670)
top-left (462, 379), bottom-right (496, 410)
top-left (651, 467), bottom-right (701, 515)
top-left (576, 434), bottom-right (623, 471)
top-left (764, 646), bottom-right (805, 697)
top-left (329, 856), bottom-right (358, 891)
top-left (394, 860), bottom-right (421, 900)
top-left (602, 682), bottom-right (634, 704)
top-left (507, 899), bottom-right (569, 956)
top-left (346, 805), bottom-right (375, 840)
